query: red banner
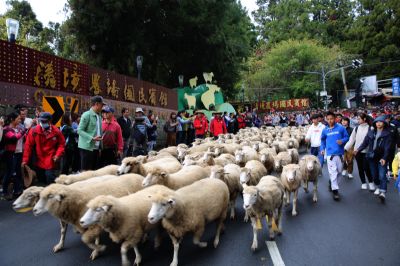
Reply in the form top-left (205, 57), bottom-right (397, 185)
top-left (257, 98), bottom-right (309, 111)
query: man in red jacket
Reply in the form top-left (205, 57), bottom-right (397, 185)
top-left (210, 111), bottom-right (227, 139)
top-left (193, 110), bottom-right (209, 139)
top-left (22, 112), bottom-right (65, 184)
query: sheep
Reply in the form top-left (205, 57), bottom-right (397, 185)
top-left (271, 140), bottom-right (288, 153)
top-left (287, 148), bottom-right (300, 164)
top-left (258, 148), bottom-right (275, 173)
top-left (80, 185), bottom-right (175, 266)
top-left (182, 152), bottom-right (214, 168)
top-left (273, 151), bottom-right (292, 173)
top-left (184, 93), bottom-right (197, 110)
top-left (214, 143), bottom-right (241, 156)
top-left (235, 146), bottom-right (259, 167)
top-left (286, 138), bottom-right (300, 149)
top-left (142, 165), bottom-right (209, 189)
top-left (32, 174), bottom-right (145, 259)
top-left (159, 146), bottom-right (179, 158)
top-left (55, 164), bottom-right (119, 185)
top-left (299, 155), bottom-right (321, 203)
top-left (242, 175), bottom-right (285, 250)
top-left (240, 160), bottom-right (268, 186)
top-left (210, 164), bottom-right (242, 219)
top-left (147, 151), bottom-right (176, 162)
top-left (189, 76), bottom-right (198, 88)
top-left (117, 156), bottom-right (182, 176)
top-left (252, 142), bottom-right (269, 152)
top-left (280, 164), bottom-right (304, 216)
top-left (147, 178), bottom-right (229, 266)
top-left (213, 153), bottom-right (236, 166)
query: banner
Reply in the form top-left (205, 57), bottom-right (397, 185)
top-left (256, 98), bottom-right (309, 111)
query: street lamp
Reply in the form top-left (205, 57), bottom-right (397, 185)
top-left (241, 84), bottom-right (245, 103)
top-left (136, 55), bottom-right (143, 80)
top-left (178, 75), bottom-right (184, 87)
top-left (6, 18), bottom-right (19, 43)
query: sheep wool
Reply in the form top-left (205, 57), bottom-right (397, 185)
top-left (280, 164), bottom-right (304, 216)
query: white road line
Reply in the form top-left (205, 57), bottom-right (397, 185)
top-left (266, 241), bottom-right (285, 266)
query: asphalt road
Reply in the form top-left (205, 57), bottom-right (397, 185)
top-left (1, 162), bottom-right (399, 266)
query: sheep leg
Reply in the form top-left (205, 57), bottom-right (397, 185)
top-left (133, 245), bottom-right (142, 266)
top-left (169, 235), bottom-right (180, 266)
top-left (266, 214), bottom-right (275, 240)
top-left (229, 200), bottom-right (235, 220)
top-left (120, 241), bottom-right (133, 266)
top-left (276, 205), bottom-right (283, 235)
top-left (193, 226), bottom-right (207, 248)
top-left (213, 217), bottom-right (225, 248)
top-left (250, 217), bottom-right (258, 251)
top-left (313, 180), bottom-right (318, 203)
top-left (303, 180), bottom-right (309, 193)
top-left (53, 220), bottom-right (68, 253)
top-left (82, 230), bottom-right (105, 260)
top-left (244, 210), bottom-right (249, 222)
top-left (292, 189), bottom-right (298, 216)
top-left (285, 190), bottom-right (290, 206)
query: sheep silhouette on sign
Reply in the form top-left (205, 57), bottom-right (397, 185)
top-left (189, 76), bottom-right (198, 88)
top-left (201, 84), bottom-right (221, 110)
top-left (184, 93), bottom-right (197, 110)
top-left (203, 72), bottom-right (214, 84)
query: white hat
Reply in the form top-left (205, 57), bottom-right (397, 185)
top-left (135, 107), bottom-right (144, 113)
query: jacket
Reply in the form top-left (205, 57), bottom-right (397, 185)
top-left (193, 116), bottom-right (208, 136)
top-left (344, 123), bottom-right (370, 153)
top-left (61, 124), bottom-right (77, 151)
top-left (2, 125), bottom-right (26, 152)
top-left (357, 127), bottom-right (393, 161)
top-left (320, 123), bottom-right (349, 156)
top-left (78, 108), bottom-right (102, 151)
top-left (237, 116), bottom-right (246, 129)
top-left (117, 116), bottom-right (132, 140)
top-left (305, 123), bottom-right (325, 147)
top-left (23, 125), bottom-right (65, 170)
top-left (210, 117), bottom-right (227, 137)
top-left (102, 119), bottom-right (123, 152)
top-left (392, 151), bottom-right (400, 178)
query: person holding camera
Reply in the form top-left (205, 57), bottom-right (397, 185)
top-left (132, 107), bottom-right (152, 155)
top-left (354, 115), bottom-right (393, 202)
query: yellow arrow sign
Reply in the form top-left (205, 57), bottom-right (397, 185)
top-left (42, 96), bottom-right (65, 127)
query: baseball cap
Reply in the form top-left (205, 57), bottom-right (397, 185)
top-left (135, 107), bottom-right (144, 113)
top-left (91, 96), bottom-right (106, 105)
top-left (102, 105), bottom-right (115, 113)
top-left (38, 112), bottom-right (52, 122)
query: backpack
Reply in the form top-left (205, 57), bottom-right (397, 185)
top-left (133, 124), bottom-right (147, 145)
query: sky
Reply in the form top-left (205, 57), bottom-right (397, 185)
top-left (1, 0), bottom-right (258, 26)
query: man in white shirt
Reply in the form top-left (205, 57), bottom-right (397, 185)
top-left (305, 114), bottom-right (325, 167)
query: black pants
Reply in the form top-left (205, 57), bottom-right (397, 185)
top-left (355, 152), bottom-right (373, 184)
top-left (35, 167), bottom-right (56, 185)
top-left (2, 152), bottom-right (23, 195)
top-left (100, 148), bottom-right (117, 167)
top-left (61, 148), bottom-right (74, 175)
top-left (80, 148), bottom-right (100, 171)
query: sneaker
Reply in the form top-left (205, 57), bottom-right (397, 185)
top-left (332, 190), bottom-right (340, 201)
top-left (368, 183), bottom-right (375, 191)
top-left (348, 174), bottom-right (354, 179)
top-left (378, 192), bottom-right (386, 203)
top-left (374, 188), bottom-right (380, 195)
top-left (361, 183), bottom-right (368, 190)
top-left (342, 170), bottom-right (347, 176)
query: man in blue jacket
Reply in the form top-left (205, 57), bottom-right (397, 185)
top-left (320, 111), bottom-right (349, 200)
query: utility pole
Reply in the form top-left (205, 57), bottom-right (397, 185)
top-left (321, 66), bottom-right (328, 111)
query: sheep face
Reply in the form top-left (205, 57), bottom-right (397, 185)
top-left (13, 186), bottom-right (44, 212)
top-left (274, 159), bottom-right (282, 172)
top-left (242, 186), bottom-right (258, 210)
top-left (306, 159), bottom-right (318, 171)
top-left (177, 148), bottom-right (188, 162)
top-left (210, 166), bottom-right (224, 180)
top-left (235, 150), bottom-right (245, 164)
top-left (148, 197), bottom-right (176, 224)
top-left (240, 168), bottom-right (251, 184)
top-left (285, 169), bottom-right (297, 183)
top-left (253, 143), bottom-right (260, 152)
top-left (117, 158), bottom-right (141, 175)
top-left (214, 147), bottom-right (223, 156)
top-left (143, 171), bottom-right (167, 187)
top-left (182, 156), bottom-right (196, 167)
top-left (33, 185), bottom-right (66, 216)
top-left (288, 140), bottom-right (294, 149)
top-left (80, 206), bottom-right (105, 228)
top-left (260, 154), bottom-right (268, 164)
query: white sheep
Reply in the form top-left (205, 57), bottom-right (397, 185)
top-left (285, 138), bottom-right (300, 149)
top-left (55, 164), bottom-right (119, 185)
top-left (240, 160), bottom-right (268, 186)
top-left (258, 148), bottom-right (275, 173)
top-left (117, 156), bottom-right (182, 176)
top-left (32, 174), bottom-right (145, 259)
top-left (242, 175), bottom-right (285, 250)
top-left (299, 155), bottom-right (321, 203)
top-left (281, 164), bottom-right (304, 216)
top-left (213, 153), bottom-right (236, 166)
top-left (273, 151), bottom-right (292, 173)
top-left (214, 143), bottom-right (242, 156)
top-left (210, 164), bottom-right (242, 219)
top-left (287, 148), bottom-right (300, 164)
top-left (142, 165), bottom-right (209, 189)
top-left (159, 146), bottom-right (179, 158)
top-left (235, 146), bottom-right (259, 166)
top-left (147, 178), bottom-right (229, 266)
top-left (80, 185), bottom-right (175, 266)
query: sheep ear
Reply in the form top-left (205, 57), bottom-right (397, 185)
top-left (161, 172), bottom-right (168, 178)
top-left (167, 198), bottom-right (176, 206)
top-left (54, 194), bottom-right (64, 202)
top-left (102, 205), bottom-right (111, 212)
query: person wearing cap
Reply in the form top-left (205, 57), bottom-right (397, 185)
top-left (355, 115), bottom-right (393, 202)
top-left (131, 107), bottom-right (152, 154)
top-left (305, 113), bottom-right (325, 167)
top-left (210, 111), bottom-right (227, 139)
top-left (1, 111), bottom-right (27, 200)
top-left (77, 96), bottom-right (105, 170)
top-left (320, 111), bottom-right (349, 201)
top-left (60, 113), bottom-right (78, 175)
top-left (22, 112), bottom-right (65, 185)
top-left (193, 110), bottom-right (209, 139)
top-left (100, 106), bottom-right (123, 166)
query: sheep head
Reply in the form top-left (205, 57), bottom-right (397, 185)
top-left (182, 155), bottom-right (196, 166)
top-left (240, 168), bottom-right (251, 184)
top-left (148, 193), bottom-right (177, 224)
top-left (304, 157), bottom-right (319, 171)
top-left (242, 185), bottom-right (258, 210)
top-left (33, 184), bottom-right (68, 216)
top-left (143, 168), bottom-right (168, 187)
top-left (253, 143), bottom-right (260, 152)
top-left (177, 147), bottom-right (188, 162)
top-left (80, 195), bottom-right (116, 228)
top-left (13, 186), bottom-right (44, 212)
top-left (274, 158), bottom-right (283, 172)
top-left (235, 149), bottom-right (245, 164)
top-left (283, 166), bottom-right (298, 183)
top-left (210, 165), bottom-right (224, 180)
top-left (117, 157), bottom-right (141, 175)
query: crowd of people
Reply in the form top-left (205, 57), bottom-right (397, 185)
top-left (0, 96), bottom-right (399, 202)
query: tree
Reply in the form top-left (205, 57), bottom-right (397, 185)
top-left (65, 0), bottom-right (255, 97)
top-left (243, 39), bottom-right (345, 106)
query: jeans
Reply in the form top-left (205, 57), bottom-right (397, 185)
top-left (355, 153), bottom-right (373, 184)
top-left (310, 146), bottom-right (324, 167)
top-left (176, 131), bottom-right (185, 145)
top-left (100, 148), bottom-right (118, 167)
top-left (368, 158), bottom-right (388, 192)
top-left (122, 138), bottom-right (130, 158)
top-left (80, 148), bottom-right (100, 171)
top-left (147, 140), bottom-right (156, 151)
top-left (2, 152), bottom-right (23, 195)
top-left (35, 167), bottom-right (56, 185)
top-left (61, 148), bottom-right (74, 175)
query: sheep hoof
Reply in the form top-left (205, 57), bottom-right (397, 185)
top-left (134, 257), bottom-right (142, 266)
top-left (303, 188), bottom-right (309, 193)
top-left (170, 261), bottom-right (178, 266)
top-left (53, 244), bottom-right (63, 253)
top-left (90, 251), bottom-right (99, 260)
top-left (269, 235), bottom-right (275, 241)
top-left (292, 211), bottom-right (298, 216)
top-left (313, 197), bottom-right (318, 203)
top-left (230, 213), bottom-right (235, 220)
top-left (251, 242), bottom-right (258, 251)
top-left (198, 242), bottom-right (207, 248)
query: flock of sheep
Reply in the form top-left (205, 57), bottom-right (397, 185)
top-left (12, 125), bottom-right (322, 266)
